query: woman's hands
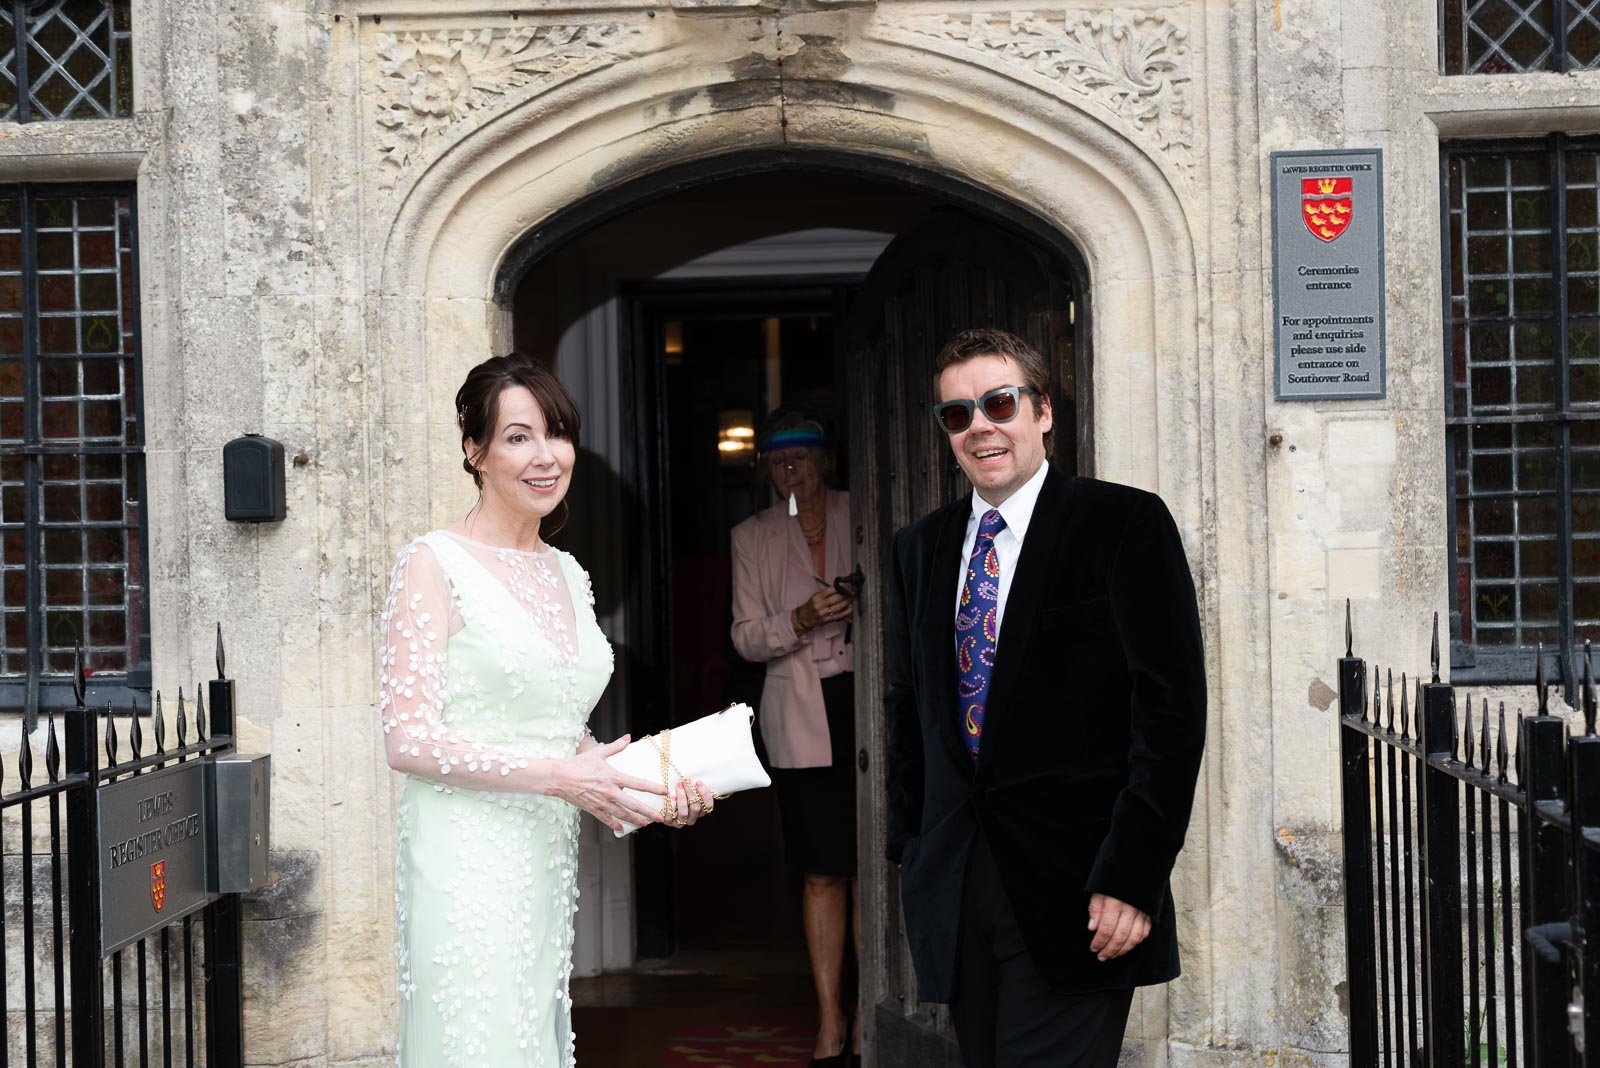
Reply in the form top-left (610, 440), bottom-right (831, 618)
top-left (797, 587), bottom-right (854, 631)
top-left (667, 779), bottom-right (714, 828)
top-left (547, 735), bottom-right (715, 832)
top-left (548, 735), bottom-right (668, 833)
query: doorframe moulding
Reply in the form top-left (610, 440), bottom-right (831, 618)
top-left (376, 44), bottom-right (1203, 523)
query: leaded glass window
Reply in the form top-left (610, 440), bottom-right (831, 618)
top-left (0, 183), bottom-right (148, 717)
top-left (0, 0), bottom-right (132, 123)
top-left (1444, 136), bottom-right (1600, 687)
top-left (1443, 0), bottom-right (1600, 73)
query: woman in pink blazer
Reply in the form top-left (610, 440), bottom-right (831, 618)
top-left (730, 411), bottom-right (857, 1067)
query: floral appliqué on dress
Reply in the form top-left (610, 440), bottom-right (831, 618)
top-left (381, 531), bottom-right (614, 1067)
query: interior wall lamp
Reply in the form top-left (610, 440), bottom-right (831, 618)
top-left (717, 409), bottom-right (755, 465)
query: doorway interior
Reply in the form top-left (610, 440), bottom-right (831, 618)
top-left (641, 288), bottom-right (849, 959)
top-left (511, 169), bottom-right (932, 967)
top-left (505, 158), bottom-right (1088, 1064)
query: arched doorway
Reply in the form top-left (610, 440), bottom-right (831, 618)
top-left (495, 152), bottom-right (1090, 1063)
top-left (373, 29), bottom-right (1214, 1060)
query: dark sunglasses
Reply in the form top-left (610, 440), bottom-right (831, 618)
top-left (933, 386), bottom-right (1039, 434)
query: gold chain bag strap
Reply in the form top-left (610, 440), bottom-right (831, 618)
top-left (604, 702), bottom-right (771, 836)
top-left (646, 728), bottom-right (733, 827)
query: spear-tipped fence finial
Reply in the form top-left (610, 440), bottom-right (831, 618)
top-left (195, 688), bottom-right (207, 742)
top-left (1480, 697), bottom-right (1492, 771)
top-left (1517, 709), bottom-right (1526, 782)
top-left (72, 644), bottom-right (86, 707)
top-left (216, 623), bottom-right (226, 681)
top-left (1497, 703), bottom-right (1510, 783)
top-left (45, 711), bottom-right (59, 783)
top-left (1451, 690), bottom-right (1461, 756)
top-left (1345, 599), bottom-right (1353, 658)
top-left (1373, 667), bottom-right (1382, 727)
top-left (1537, 642), bottom-right (1550, 716)
top-left (176, 688), bottom-right (187, 747)
top-left (1401, 673), bottom-right (1411, 741)
top-left (1431, 611), bottom-right (1441, 683)
top-left (1463, 697), bottom-right (1474, 767)
top-left (154, 692), bottom-right (166, 753)
top-left (104, 702), bottom-right (117, 765)
top-left (129, 698), bottom-right (142, 760)
top-left (1416, 676), bottom-right (1425, 742)
top-left (19, 717), bottom-right (34, 790)
top-left (1585, 641), bottom-right (1597, 737)
top-left (1386, 669), bottom-right (1395, 732)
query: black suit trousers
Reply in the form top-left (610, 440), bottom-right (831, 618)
top-left (952, 832), bottom-right (1135, 1068)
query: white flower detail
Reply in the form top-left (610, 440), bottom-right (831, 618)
top-left (386, 532), bottom-right (606, 1065)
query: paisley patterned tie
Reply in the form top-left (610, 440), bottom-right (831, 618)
top-left (957, 508), bottom-right (1006, 760)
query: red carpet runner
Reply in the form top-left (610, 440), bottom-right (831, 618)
top-left (664, 1024), bottom-right (815, 1067)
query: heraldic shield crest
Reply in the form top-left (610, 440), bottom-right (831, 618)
top-left (1302, 177), bottom-right (1354, 242)
top-left (151, 861), bottom-right (166, 912)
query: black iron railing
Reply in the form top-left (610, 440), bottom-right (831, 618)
top-left (1340, 603), bottom-right (1599, 1066)
top-left (0, 626), bottom-right (244, 1066)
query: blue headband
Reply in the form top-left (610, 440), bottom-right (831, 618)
top-left (758, 428), bottom-right (827, 454)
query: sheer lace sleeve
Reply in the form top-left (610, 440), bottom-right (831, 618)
top-left (378, 539), bottom-right (533, 786)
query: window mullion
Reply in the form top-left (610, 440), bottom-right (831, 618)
top-left (1558, 0), bottom-right (1573, 72)
top-left (1442, 146), bottom-right (1466, 658)
top-left (11, 0), bottom-right (27, 124)
top-left (18, 182), bottom-right (39, 727)
top-left (1550, 135), bottom-right (1579, 700)
top-left (1439, 0), bottom-right (1452, 73)
top-left (121, 192), bottom-right (149, 679)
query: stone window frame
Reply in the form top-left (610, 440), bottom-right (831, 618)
top-left (0, 180), bottom-right (150, 725)
top-left (1441, 0), bottom-right (1600, 73)
top-left (1444, 133), bottom-right (1600, 689)
top-left (0, 0), bottom-right (133, 124)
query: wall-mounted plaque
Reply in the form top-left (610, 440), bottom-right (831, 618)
top-left (1271, 148), bottom-right (1386, 400)
top-left (98, 759), bottom-right (212, 956)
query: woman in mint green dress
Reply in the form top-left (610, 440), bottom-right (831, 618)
top-left (379, 354), bottom-right (710, 1066)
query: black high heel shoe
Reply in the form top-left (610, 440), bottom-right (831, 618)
top-left (812, 1042), bottom-right (851, 1068)
top-left (809, 1011), bottom-right (851, 1068)
top-left (808, 1037), bottom-right (849, 1068)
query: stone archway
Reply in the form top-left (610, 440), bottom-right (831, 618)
top-left (371, 13), bottom-right (1204, 513)
top-left (359, 8), bottom-right (1257, 1061)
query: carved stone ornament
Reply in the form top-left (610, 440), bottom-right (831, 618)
top-left (894, 11), bottom-right (1195, 167)
top-left (373, 23), bottom-right (648, 181)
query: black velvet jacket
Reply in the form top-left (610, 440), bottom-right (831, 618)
top-left (884, 465), bottom-right (1207, 1000)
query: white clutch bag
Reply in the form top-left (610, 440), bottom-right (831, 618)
top-left (606, 702), bottom-right (771, 836)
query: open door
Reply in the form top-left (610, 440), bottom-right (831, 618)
top-left (848, 209), bottom-right (1085, 1065)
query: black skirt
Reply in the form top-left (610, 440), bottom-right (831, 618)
top-left (769, 672), bottom-right (857, 876)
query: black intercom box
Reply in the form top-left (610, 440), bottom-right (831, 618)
top-left (222, 434), bottom-right (286, 522)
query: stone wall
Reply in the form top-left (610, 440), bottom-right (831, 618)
top-left (1, 0), bottom-right (1591, 1064)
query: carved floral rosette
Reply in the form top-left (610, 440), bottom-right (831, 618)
top-left (371, 22), bottom-right (649, 184)
top-left (891, 10), bottom-right (1196, 177)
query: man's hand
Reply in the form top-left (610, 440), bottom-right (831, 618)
top-left (1087, 894), bottom-right (1151, 962)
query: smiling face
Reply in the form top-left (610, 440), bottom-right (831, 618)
top-left (465, 385), bottom-right (576, 530)
top-left (765, 446), bottom-right (824, 507)
top-left (936, 354), bottom-right (1053, 506)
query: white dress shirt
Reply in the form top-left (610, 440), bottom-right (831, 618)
top-left (953, 460), bottom-right (1050, 638)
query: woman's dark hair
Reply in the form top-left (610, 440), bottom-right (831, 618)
top-left (933, 328), bottom-right (1053, 459)
top-left (455, 351), bottom-right (582, 488)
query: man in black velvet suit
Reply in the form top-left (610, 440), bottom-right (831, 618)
top-left (884, 329), bottom-right (1207, 1067)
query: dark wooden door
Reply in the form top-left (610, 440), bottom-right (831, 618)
top-left (847, 209), bottom-right (1084, 1066)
